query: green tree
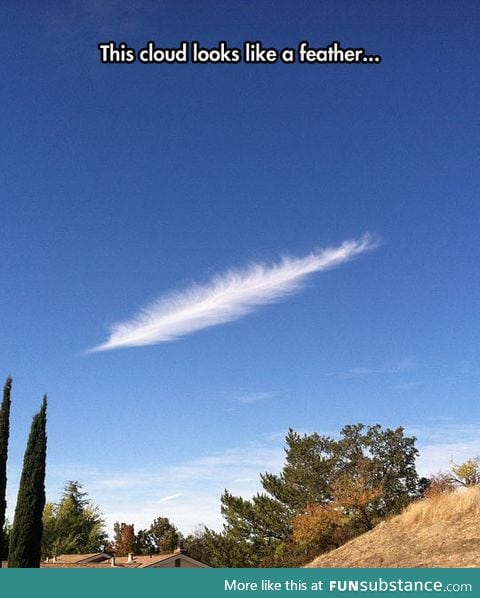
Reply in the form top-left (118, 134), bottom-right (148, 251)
top-left (0, 378), bottom-right (12, 567)
top-left (183, 523), bottom-right (272, 567)
top-left (41, 481), bottom-right (107, 557)
top-left (450, 458), bottom-right (480, 487)
top-left (8, 396), bottom-right (47, 568)
top-left (219, 424), bottom-right (419, 567)
top-left (183, 525), bottom-right (210, 564)
top-left (184, 525), bottom-right (258, 567)
top-left (134, 528), bottom-right (156, 555)
top-left (148, 516), bottom-right (180, 553)
top-left (1, 520), bottom-right (11, 561)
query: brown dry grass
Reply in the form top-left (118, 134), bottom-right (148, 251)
top-left (306, 485), bottom-right (480, 568)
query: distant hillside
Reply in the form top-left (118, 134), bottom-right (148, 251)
top-left (306, 486), bottom-right (480, 568)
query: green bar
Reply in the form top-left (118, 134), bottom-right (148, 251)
top-left (0, 568), bottom-right (478, 597)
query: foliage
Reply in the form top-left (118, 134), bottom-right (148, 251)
top-left (183, 525), bottom-right (213, 565)
top-left (291, 465), bottom-right (384, 559)
top-left (329, 464), bottom-right (385, 532)
top-left (41, 481), bottom-right (107, 557)
top-left (134, 527), bottom-right (156, 555)
top-left (450, 458), bottom-right (480, 487)
top-left (0, 378), bottom-right (12, 566)
top-left (113, 522), bottom-right (136, 556)
top-left (418, 459), bottom-right (480, 501)
top-left (1, 520), bottom-right (11, 561)
top-left (292, 503), bottom-right (348, 550)
top-left (116, 516), bottom-right (181, 556)
top-left (416, 476), bottom-right (432, 498)
top-left (148, 516), bottom-right (180, 553)
top-left (423, 472), bottom-right (456, 498)
top-left (218, 424), bottom-right (419, 567)
top-left (184, 525), bottom-right (260, 567)
top-left (8, 397), bottom-right (47, 568)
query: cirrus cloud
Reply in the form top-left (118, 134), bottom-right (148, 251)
top-left (89, 233), bottom-right (378, 352)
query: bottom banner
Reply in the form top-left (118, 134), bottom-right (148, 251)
top-left (0, 568), bottom-right (477, 597)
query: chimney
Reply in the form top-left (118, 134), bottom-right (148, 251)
top-left (127, 553), bottom-right (133, 563)
top-left (110, 555), bottom-right (116, 567)
top-left (52, 555), bottom-right (57, 563)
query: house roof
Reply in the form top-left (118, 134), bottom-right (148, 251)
top-left (5, 554), bottom-right (114, 568)
top-left (114, 554), bottom-right (170, 567)
top-left (114, 553), bottom-right (210, 568)
top-left (42, 562), bottom-right (113, 568)
top-left (54, 552), bottom-right (112, 564)
top-left (41, 551), bottom-right (209, 568)
top-left (139, 553), bottom-right (210, 568)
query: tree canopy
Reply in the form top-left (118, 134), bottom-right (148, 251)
top-left (42, 481), bottom-right (107, 557)
top-left (112, 516), bottom-right (180, 556)
top-left (113, 522), bottom-right (136, 556)
top-left (147, 516), bottom-right (180, 553)
top-left (450, 458), bottom-right (480, 487)
top-left (218, 424), bottom-right (420, 566)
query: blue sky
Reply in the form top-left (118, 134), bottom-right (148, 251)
top-left (2, 1), bottom-right (480, 534)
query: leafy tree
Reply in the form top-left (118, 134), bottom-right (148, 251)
top-left (416, 476), bottom-right (432, 498)
top-left (109, 516), bottom-right (180, 557)
top-left (183, 525), bottom-right (211, 564)
top-left (148, 516), bottom-right (180, 553)
top-left (421, 473), bottom-right (456, 498)
top-left (417, 459), bottom-right (480, 500)
top-left (219, 424), bottom-right (419, 567)
top-left (41, 481), bottom-right (107, 557)
top-left (184, 525), bottom-right (258, 567)
top-left (183, 524), bottom-right (247, 567)
top-left (450, 458), bottom-right (480, 487)
top-left (9, 397), bottom-right (47, 568)
top-left (330, 465), bottom-right (384, 531)
top-left (113, 522), bottom-right (136, 556)
top-left (291, 464), bottom-right (384, 560)
top-left (292, 502), bottom-right (348, 553)
top-left (0, 378), bottom-right (12, 567)
top-left (134, 528), bottom-right (156, 555)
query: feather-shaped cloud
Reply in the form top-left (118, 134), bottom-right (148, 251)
top-left (89, 234), bottom-right (378, 352)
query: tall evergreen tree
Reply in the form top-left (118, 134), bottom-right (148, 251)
top-left (42, 481), bottom-right (107, 557)
top-left (8, 396), bottom-right (47, 568)
top-left (0, 377), bottom-right (12, 567)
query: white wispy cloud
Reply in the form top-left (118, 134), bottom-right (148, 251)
top-left (237, 391), bottom-right (275, 404)
top-left (158, 493), bottom-right (183, 504)
top-left (89, 233), bottom-right (378, 352)
top-left (324, 357), bottom-right (417, 379)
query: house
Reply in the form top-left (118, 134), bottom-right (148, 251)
top-left (43, 548), bottom-right (210, 568)
top-left (115, 549), bottom-right (210, 568)
top-left (43, 552), bottom-right (114, 567)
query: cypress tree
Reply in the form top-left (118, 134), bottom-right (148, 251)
top-left (8, 396), bottom-right (47, 568)
top-left (0, 377), bottom-right (12, 566)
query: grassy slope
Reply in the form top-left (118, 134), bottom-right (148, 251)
top-left (306, 486), bottom-right (480, 568)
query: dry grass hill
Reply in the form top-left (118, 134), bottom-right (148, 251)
top-left (306, 485), bottom-right (480, 568)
